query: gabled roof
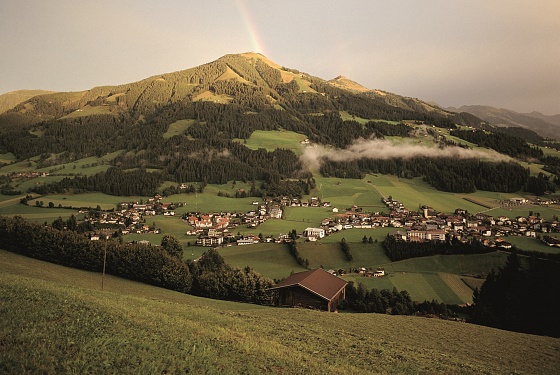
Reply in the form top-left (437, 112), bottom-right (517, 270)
top-left (269, 269), bottom-right (347, 301)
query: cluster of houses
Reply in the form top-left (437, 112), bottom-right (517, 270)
top-left (82, 190), bottom-right (560, 251)
top-left (10, 171), bottom-right (49, 178)
top-left (184, 200), bottom-right (289, 246)
top-left (301, 196), bottom-right (560, 248)
top-left (84, 196), bottom-right (180, 238)
top-left (181, 192), bottom-right (560, 249)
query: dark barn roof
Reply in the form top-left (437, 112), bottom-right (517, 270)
top-left (269, 268), bottom-right (347, 302)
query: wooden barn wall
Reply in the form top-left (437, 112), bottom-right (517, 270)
top-left (278, 286), bottom-right (328, 311)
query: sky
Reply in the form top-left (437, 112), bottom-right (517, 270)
top-left (1, 0), bottom-right (558, 115)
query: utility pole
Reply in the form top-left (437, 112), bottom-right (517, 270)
top-left (102, 235), bottom-right (108, 290)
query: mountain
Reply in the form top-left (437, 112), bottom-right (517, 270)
top-left (0, 89), bottom-right (56, 114)
top-left (524, 111), bottom-right (560, 126)
top-left (447, 105), bottom-right (560, 140)
top-left (327, 75), bottom-right (370, 93)
top-left (0, 52), bottom-right (464, 127)
top-left (0, 52), bottom-right (543, 197)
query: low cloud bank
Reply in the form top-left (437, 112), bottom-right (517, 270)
top-left (300, 138), bottom-right (507, 170)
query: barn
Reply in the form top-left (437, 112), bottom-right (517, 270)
top-left (269, 269), bottom-right (347, 312)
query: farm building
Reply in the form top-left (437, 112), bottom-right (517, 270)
top-left (269, 269), bottom-right (347, 312)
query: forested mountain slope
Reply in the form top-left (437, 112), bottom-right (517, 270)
top-left (1, 52), bottom-right (558, 198)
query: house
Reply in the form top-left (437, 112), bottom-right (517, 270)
top-left (303, 227), bottom-right (325, 239)
top-left (268, 269), bottom-right (347, 312)
top-left (197, 236), bottom-right (223, 247)
top-left (269, 206), bottom-right (283, 219)
top-left (237, 235), bottom-right (260, 245)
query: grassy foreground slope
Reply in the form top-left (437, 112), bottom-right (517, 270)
top-left (1, 250), bottom-right (558, 374)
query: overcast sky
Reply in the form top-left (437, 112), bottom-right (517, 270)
top-left (1, 0), bottom-right (558, 115)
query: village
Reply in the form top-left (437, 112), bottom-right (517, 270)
top-left (79, 193), bottom-right (560, 251)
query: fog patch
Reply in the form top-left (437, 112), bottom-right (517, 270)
top-left (300, 138), bottom-right (508, 171)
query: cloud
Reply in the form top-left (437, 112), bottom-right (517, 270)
top-left (300, 138), bottom-right (507, 171)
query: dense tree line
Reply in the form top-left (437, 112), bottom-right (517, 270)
top-left (382, 235), bottom-right (494, 262)
top-left (540, 155), bottom-right (560, 180)
top-left (342, 282), bottom-right (414, 314)
top-left (320, 157), bottom-right (528, 193)
top-left (525, 172), bottom-right (557, 195)
top-left (341, 282), bottom-right (460, 318)
top-left (187, 248), bottom-right (273, 304)
top-left (0, 216), bottom-right (275, 306)
top-left (286, 232), bottom-right (309, 268)
top-left (340, 238), bottom-right (353, 261)
top-left (0, 114), bottom-right (134, 160)
top-left (30, 167), bottom-right (163, 196)
top-left (450, 129), bottom-right (543, 160)
top-left (337, 92), bottom-right (456, 128)
top-left (490, 126), bottom-right (544, 146)
top-left (0, 216), bottom-right (192, 292)
top-left (468, 252), bottom-right (560, 337)
top-left (365, 121), bottom-right (413, 137)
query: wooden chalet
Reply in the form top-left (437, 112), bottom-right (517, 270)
top-left (269, 269), bottom-right (347, 312)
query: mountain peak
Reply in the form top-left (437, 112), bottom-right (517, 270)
top-left (328, 75), bottom-right (369, 93)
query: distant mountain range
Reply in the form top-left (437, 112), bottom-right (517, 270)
top-left (446, 105), bottom-right (560, 140)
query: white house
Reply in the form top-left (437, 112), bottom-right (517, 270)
top-left (303, 227), bottom-right (325, 239)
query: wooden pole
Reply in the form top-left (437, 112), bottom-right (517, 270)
top-left (102, 236), bottom-right (107, 290)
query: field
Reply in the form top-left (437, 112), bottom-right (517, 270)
top-left (220, 243), bottom-right (307, 280)
top-left (0, 203), bottom-right (79, 222)
top-left (0, 152), bottom-right (17, 164)
top-left (60, 104), bottom-right (114, 119)
top-left (503, 235), bottom-right (560, 254)
top-left (0, 150), bottom-right (124, 180)
top-left (1, 250), bottom-right (558, 375)
top-left (233, 130), bottom-right (308, 155)
top-left (218, 238), bottom-right (508, 304)
top-left (163, 119), bottom-right (195, 139)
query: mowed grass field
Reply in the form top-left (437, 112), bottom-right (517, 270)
top-left (1, 250), bottom-right (558, 375)
top-left (233, 130), bottom-right (308, 155)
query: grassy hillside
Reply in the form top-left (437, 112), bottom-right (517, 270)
top-left (1, 250), bottom-right (558, 374)
top-left (0, 90), bottom-right (56, 114)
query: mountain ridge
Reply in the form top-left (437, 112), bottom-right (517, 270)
top-left (447, 104), bottom-right (560, 139)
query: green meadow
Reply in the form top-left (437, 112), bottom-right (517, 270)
top-left (0, 204), bottom-right (79, 222)
top-left (503, 235), bottom-right (560, 254)
top-left (0, 159), bottom-right (39, 174)
top-left (218, 237), bottom-right (507, 304)
top-left (0, 152), bottom-right (17, 164)
top-left (233, 129), bottom-right (307, 155)
top-left (163, 119), bottom-right (195, 138)
top-left (60, 104), bottom-right (114, 119)
top-left (220, 243), bottom-right (307, 280)
top-left (1, 250), bottom-right (558, 375)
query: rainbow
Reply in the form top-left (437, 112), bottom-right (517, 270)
top-left (235, 0), bottom-right (267, 56)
